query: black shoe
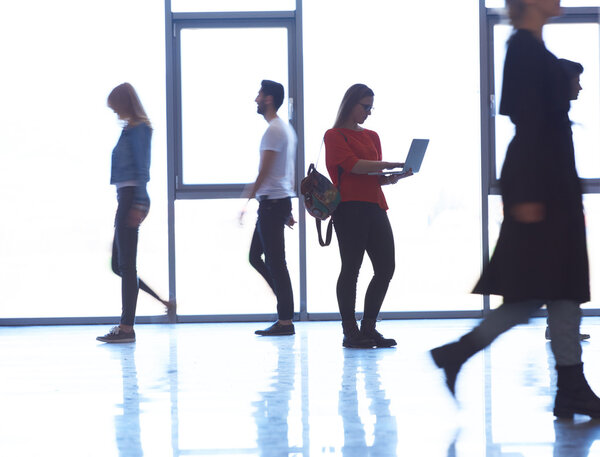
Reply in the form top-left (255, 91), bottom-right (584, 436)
top-left (96, 326), bottom-right (136, 343)
top-left (255, 322), bottom-right (295, 336)
top-left (342, 320), bottom-right (375, 348)
top-left (360, 318), bottom-right (397, 348)
top-left (431, 343), bottom-right (462, 396)
top-left (554, 363), bottom-right (600, 419)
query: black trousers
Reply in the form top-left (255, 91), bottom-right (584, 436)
top-left (249, 197), bottom-right (294, 320)
top-left (112, 187), bottom-right (159, 326)
top-left (465, 299), bottom-right (582, 366)
top-left (332, 201), bottom-right (395, 321)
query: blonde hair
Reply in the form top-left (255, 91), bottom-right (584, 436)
top-left (107, 82), bottom-right (151, 127)
top-left (506, 0), bottom-right (526, 26)
top-left (333, 83), bottom-right (374, 129)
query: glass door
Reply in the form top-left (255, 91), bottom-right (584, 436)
top-left (170, 16), bottom-right (302, 317)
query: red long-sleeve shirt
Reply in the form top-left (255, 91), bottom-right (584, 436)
top-left (324, 128), bottom-right (388, 211)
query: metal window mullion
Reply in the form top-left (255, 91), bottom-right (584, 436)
top-left (165, 0), bottom-right (178, 307)
top-left (294, 0), bottom-right (307, 321)
top-left (172, 11), bottom-right (295, 21)
top-left (480, 0), bottom-right (492, 313)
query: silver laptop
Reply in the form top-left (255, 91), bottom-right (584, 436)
top-left (368, 139), bottom-right (429, 175)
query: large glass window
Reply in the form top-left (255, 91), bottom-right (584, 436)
top-left (0, 0), bottom-right (168, 319)
top-left (174, 199), bottom-right (300, 315)
top-left (180, 27), bottom-right (289, 185)
top-left (494, 23), bottom-right (600, 180)
top-left (303, 0), bottom-right (483, 313)
top-left (8, 2), bottom-right (600, 321)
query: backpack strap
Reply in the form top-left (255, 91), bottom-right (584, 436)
top-left (313, 129), bottom-right (349, 247)
top-left (316, 218), bottom-right (334, 247)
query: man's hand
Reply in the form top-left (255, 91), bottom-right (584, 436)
top-left (285, 214), bottom-right (296, 229)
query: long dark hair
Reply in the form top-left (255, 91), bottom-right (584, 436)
top-left (333, 83), bottom-right (374, 128)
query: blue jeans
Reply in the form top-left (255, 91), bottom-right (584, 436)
top-left (249, 197), bottom-right (294, 320)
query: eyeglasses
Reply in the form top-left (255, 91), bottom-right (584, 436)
top-left (359, 103), bottom-right (374, 112)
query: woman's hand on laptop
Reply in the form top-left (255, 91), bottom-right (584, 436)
top-left (380, 169), bottom-right (413, 185)
top-left (384, 162), bottom-right (404, 170)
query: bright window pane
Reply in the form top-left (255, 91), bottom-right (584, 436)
top-left (172, 0), bottom-right (295, 12)
top-left (175, 199), bottom-right (300, 315)
top-left (583, 194), bottom-right (600, 309)
top-left (180, 28), bottom-right (289, 184)
top-left (0, 0), bottom-right (168, 319)
top-left (303, 0), bottom-right (482, 312)
top-left (494, 23), bottom-right (600, 179)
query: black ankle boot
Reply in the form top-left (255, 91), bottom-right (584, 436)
top-left (360, 318), bottom-right (396, 348)
top-left (342, 320), bottom-right (375, 348)
top-left (554, 363), bottom-right (600, 419)
top-left (430, 335), bottom-right (477, 396)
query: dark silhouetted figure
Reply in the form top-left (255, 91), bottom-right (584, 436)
top-left (430, 0), bottom-right (600, 419)
top-left (545, 57), bottom-right (589, 341)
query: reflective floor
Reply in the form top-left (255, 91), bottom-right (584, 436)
top-left (2, 319), bottom-right (600, 456)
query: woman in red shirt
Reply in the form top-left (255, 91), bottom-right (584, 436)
top-left (324, 83), bottom-right (408, 348)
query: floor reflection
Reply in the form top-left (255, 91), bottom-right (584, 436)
top-left (4, 321), bottom-right (600, 456)
top-left (553, 419), bottom-right (600, 457)
top-left (253, 337), bottom-right (296, 456)
top-left (168, 325), bottom-right (180, 457)
top-left (339, 349), bottom-right (398, 457)
top-left (102, 344), bottom-right (143, 457)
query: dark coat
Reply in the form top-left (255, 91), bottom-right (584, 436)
top-left (473, 29), bottom-right (590, 303)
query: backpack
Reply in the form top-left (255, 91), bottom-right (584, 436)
top-left (300, 163), bottom-right (341, 246)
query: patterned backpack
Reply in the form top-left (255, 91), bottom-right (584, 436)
top-left (300, 163), bottom-right (341, 246)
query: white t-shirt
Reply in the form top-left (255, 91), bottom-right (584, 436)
top-left (256, 117), bottom-right (297, 199)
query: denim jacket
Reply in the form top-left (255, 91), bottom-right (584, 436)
top-left (110, 123), bottom-right (152, 208)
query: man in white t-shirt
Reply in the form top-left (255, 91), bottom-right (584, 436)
top-left (244, 80), bottom-right (297, 336)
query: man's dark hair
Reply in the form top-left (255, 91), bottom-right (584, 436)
top-left (559, 58), bottom-right (584, 79)
top-left (260, 80), bottom-right (285, 110)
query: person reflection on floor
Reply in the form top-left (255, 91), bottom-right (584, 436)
top-left (112, 344), bottom-right (143, 457)
top-left (553, 418), bottom-right (600, 457)
top-left (339, 349), bottom-right (397, 456)
top-left (252, 337), bottom-right (295, 456)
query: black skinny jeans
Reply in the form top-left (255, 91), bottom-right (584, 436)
top-left (249, 197), bottom-right (294, 321)
top-left (112, 186), bottom-right (158, 326)
top-left (332, 201), bottom-right (395, 321)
